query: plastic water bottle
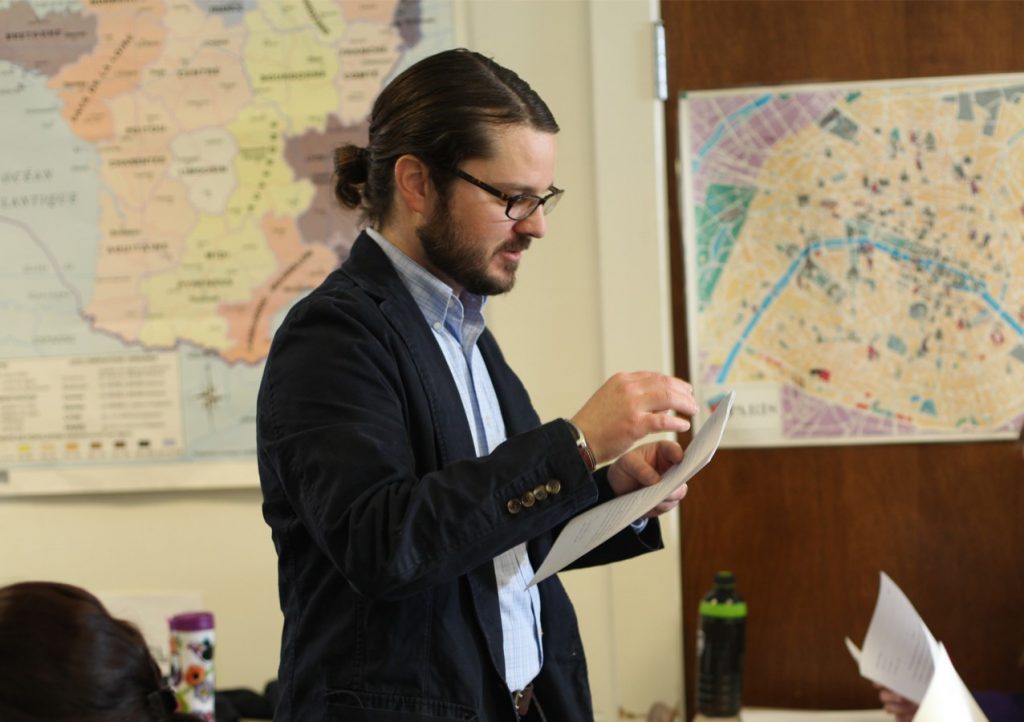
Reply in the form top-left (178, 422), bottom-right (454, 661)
top-left (696, 571), bottom-right (746, 717)
top-left (169, 611), bottom-right (215, 721)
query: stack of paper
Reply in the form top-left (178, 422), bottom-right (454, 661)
top-left (845, 572), bottom-right (988, 722)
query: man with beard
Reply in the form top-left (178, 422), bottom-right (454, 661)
top-left (257, 48), bottom-right (699, 722)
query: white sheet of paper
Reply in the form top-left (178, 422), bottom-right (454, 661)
top-left (846, 572), bottom-right (936, 703)
top-left (528, 391), bottom-right (734, 587)
top-left (845, 636), bottom-right (864, 666)
top-left (915, 641), bottom-right (989, 722)
top-left (846, 574), bottom-right (988, 721)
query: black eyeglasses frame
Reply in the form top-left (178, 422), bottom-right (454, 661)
top-left (454, 168), bottom-right (564, 221)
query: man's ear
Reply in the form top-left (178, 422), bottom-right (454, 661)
top-left (393, 154), bottom-right (432, 217)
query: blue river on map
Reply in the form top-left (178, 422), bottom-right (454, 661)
top-left (692, 94), bottom-right (773, 172)
top-left (716, 236), bottom-right (1024, 383)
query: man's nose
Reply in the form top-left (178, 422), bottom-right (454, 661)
top-left (513, 207), bottom-right (547, 238)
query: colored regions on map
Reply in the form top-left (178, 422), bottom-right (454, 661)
top-left (681, 75), bottom-right (1024, 446)
top-left (0, 0), bottom-right (454, 489)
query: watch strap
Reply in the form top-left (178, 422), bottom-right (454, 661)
top-left (565, 419), bottom-right (597, 472)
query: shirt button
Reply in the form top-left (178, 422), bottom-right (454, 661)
top-left (545, 480), bottom-right (562, 495)
top-left (533, 484), bottom-right (548, 501)
top-left (433, 322), bottom-right (441, 330)
top-left (521, 490), bottom-right (536, 508)
top-left (507, 498), bottom-right (522, 514)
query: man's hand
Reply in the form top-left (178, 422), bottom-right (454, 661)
top-left (606, 440), bottom-right (687, 518)
top-left (571, 372), bottom-right (698, 464)
top-left (876, 685), bottom-right (918, 722)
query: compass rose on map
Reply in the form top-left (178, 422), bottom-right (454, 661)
top-left (195, 365), bottom-right (225, 426)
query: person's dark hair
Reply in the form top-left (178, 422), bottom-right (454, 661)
top-left (334, 48), bottom-right (559, 226)
top-left (0, 581), bottom-right (200, 722)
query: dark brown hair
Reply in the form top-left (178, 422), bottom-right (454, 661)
top-left (334, 48), bottom-right (559, 226)
top-left (0, 581), bottom-right (200, 722)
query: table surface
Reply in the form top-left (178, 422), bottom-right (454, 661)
top-left (696, 709), bottom-right (890, 722)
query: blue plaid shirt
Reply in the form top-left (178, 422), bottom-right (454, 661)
top-left (366, 228), bottom-right (543, 692)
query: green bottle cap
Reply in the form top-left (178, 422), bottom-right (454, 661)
top-left (700, 570), bottom-right (746, 618)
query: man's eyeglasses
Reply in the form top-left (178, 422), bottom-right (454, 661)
top-left (454, 169), bottom-right (564, 221)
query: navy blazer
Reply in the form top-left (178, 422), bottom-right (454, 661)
top-left (257, 232), bottom-right (663, 721)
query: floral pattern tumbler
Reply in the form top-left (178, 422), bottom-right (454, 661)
top-left (169, 611), bottom-right (215, 720)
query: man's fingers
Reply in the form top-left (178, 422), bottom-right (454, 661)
top-left (655, 440), bottom-right (684, 468)
top-left (574, 372), bottom-right (700, 463)
top-left (646, 497), bottom-right (683, 517)
top-left (644, 375), bottom-right (697, 416)
top-left (648, 413), bottom-right (691, 434)
top-left (665, 484), bottom-right (688, 502)
top-left (625, 454), bottom-right (661, 486)
top-left (615, 371), bottom-right (696, 415)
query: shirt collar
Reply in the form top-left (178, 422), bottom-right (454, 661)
top-left (365, 228), bottom-right (487, 349)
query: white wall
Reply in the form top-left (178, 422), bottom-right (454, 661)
top-left (468, 1), bottom-right (683, 718)
top-left (0, 487), bottom-right (281, 687)
top-left (0, 0), bottom-right (683, 718)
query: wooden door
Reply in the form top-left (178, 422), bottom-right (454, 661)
top-left (661, 0), bottom-right (1024, 714)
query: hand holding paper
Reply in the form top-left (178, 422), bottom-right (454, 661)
top-left (569, 372), bottom-right (701, 464)
top-left (606, 439), bottom-right (688, 518)
top-left (528, 391), bottom-right (734, 587)
top-left (845, 572), bottom-right (936, 703)
top-left (846, 572), bottom-right (988, 722)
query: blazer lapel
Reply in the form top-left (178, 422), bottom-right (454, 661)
top-left (343, 233), bottom-right (476, 463)
top-left (478, 330), bottom-right (541, 437)
top-left (341, 232), bottom-right (508, 679)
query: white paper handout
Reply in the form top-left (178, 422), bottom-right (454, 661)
top-left (845, 572), bottom-right (936, 703)
top-left (915, 642), bottom-right (989, 722)
top-left (528, 390), bottom-right (735, 587)
top-left (845, 572), bottom-right (988, 721)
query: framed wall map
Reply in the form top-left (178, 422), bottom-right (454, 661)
top-left (679, 73), bottom-right (1024, 446)
top-left (0, 0), bottom-right (455, 494)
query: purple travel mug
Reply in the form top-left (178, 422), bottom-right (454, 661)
top-left (169, 611), bottom-right (215, 721)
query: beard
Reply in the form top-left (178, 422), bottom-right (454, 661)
top-left (417, 197), bottom-right (531, 296)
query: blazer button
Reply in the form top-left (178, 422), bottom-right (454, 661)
top-left (507, 498), bottom-right (522, 514)
top-left (521, 490), bottom-right (536, 508)
top-left (533, 484), bottom-right (548, 501)
top-left (545, 480), bottom-right (562, 495)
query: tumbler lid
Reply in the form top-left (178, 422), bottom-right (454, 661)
top-left (169, 611), bottom-right (214, 631)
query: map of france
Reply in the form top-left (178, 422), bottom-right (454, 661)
top-left (0, 0), bottom-right (453, 486)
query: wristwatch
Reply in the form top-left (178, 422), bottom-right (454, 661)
top-left (565, 419), bottom-right (597, 472)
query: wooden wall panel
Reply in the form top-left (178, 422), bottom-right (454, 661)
top-left (660, 0), bottom-right (1024, 714)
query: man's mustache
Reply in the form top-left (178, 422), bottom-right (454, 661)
top-left (498, 236), bottom-right (532, 254)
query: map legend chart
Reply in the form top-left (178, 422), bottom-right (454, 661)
top-left (0, 353), bottom-right (184, 465)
